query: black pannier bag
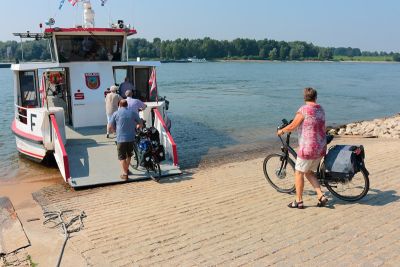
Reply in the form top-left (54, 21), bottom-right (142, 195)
top-left (138, 139), bottom-right (151, 167)
top-left (324, 145), bottom-right (365, 180)
top-left (156, 145), bottom-right (166, 162)
top-left (149, 127), bottom-right (160, 144)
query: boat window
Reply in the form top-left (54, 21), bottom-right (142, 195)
top-left (19, 71), bottom-right (38, 107)
top-left (113, 67), bottom-right (128, 86)
top-left (56, 35), bottom-right (123, 62)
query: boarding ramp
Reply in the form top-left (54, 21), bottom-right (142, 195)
top-left (50, 114), bottom-right (70, 182)
top-left (58, 119), bottom-right (180, 188)
top-left (153, 109), bottom-right (178, 166)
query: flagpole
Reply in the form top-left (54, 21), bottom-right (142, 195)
top-left (155, 68), bottom-right (158, 104)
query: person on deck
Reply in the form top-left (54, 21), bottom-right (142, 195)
top-left (119, 77), bottom-right (135, 98)
top-left (109, 99), bottom-right (143, 180)
top-left (105, 85), bottom-right (122, 138)
top-left (277, 87), bottom-right (328, 209)
top-left (125, 90), bottom-right (147, 114)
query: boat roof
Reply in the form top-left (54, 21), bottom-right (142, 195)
top-left (44, 27), bottom-right (137, 36)
top-left (11, 60), bottom-right (161, 71)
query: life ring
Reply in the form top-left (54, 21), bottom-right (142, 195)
top-left (48, 72), bottom-right (63, 85)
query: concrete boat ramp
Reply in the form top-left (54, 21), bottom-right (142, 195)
top-left (65, 126), bottom-right (181, 188)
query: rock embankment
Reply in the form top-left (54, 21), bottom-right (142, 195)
top-left (329, 113), bottom-right (400, 139)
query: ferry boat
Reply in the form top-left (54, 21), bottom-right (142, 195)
top-left (187, 57), bottom-right (207, 63)
top-left (10, 0), bottom-right (180, 187)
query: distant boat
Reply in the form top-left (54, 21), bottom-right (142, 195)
top-left (0, 63), bottom-right (11, 68)
top-left (187, 57), bottom-right (207, 63)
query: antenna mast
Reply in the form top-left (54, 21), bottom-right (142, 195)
top-left (83, 0), bottom-right (95, 28)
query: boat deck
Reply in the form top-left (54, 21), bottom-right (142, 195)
top-left (65, 126), bottom-right (181, 188)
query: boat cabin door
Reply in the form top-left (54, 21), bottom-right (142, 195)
top-left (134, 68), bottom-right (151, 102)
top-left (40, 68), bottom-right (73, 126)
top-left (112, 66), bottom-right (153, 102)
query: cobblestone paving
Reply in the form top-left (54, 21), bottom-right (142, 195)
top-left (33, 138), bottom-right (400, 266)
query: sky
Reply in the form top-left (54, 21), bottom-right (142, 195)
top-left (0, 0), bottom-right (399, 52)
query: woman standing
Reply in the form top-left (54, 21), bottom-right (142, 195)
top-left (277, 87), bottom-right (328, 209)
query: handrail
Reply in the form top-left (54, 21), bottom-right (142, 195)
top-left (15, 103), bottom-right (28, 110)
top-left (15, 103), bottom-right (39, 121)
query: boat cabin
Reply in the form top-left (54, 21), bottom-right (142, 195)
top-left (13, 27), bottom-right (163, 129)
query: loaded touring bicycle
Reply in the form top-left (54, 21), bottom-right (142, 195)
top-left (11, 1), bottom-right (180, 187)
top-left (263, 119), bottom-right (370, 202)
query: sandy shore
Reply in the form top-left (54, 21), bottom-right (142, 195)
top-left (1, 134), bottom-right (400, 266)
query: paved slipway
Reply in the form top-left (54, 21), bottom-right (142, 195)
top-left (31, 136), bottom-right (400, 266)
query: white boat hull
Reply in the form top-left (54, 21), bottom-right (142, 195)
top-left (15, 136), bottom-right (47, 162)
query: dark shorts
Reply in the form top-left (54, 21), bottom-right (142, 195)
top-left (117, 142), bottom-right (134, 160)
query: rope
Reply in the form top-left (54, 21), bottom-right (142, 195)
top-left (43, 210), bottom-right (86, 267)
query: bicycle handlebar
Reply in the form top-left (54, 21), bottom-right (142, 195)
top-left (277, 119), bottom-right (293, 130)
top-left (276, 118), bottom-right (335, 145)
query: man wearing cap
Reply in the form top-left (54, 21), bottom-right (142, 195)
top-left (109, 99), bottom-right (143, 180)
top-left (105, 85), bottom-right (122, 138)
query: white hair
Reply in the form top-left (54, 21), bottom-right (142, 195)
top-left (110, 85), bottom-right (118, 92)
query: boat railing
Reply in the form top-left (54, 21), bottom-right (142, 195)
top-left (15, 104), bottom-right (30, 124)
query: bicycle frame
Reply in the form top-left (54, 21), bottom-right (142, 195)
top-left (278, 132), bottom-right (325, 181)
top-left (278, 132), bottom-right (297, 160)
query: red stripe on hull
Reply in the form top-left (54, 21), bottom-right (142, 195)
top-left (11, 120), bottom-right (43, 143)
top-left (17, 147), bottom-right (45, 160)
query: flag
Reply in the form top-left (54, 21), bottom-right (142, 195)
top-left (68, 0), bottom-right (78, 6)
top-left (39, 74), bottom-right (46, 107)
top-left (59, 0), bottom-right (66, 10)
top-left (149, 67), bottom-right (158, 102)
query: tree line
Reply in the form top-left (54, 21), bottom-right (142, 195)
top-left (1, 37), bottom-right (399, 62)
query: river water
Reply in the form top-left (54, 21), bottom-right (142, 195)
top-left (1, 62), bottom-right (399, 179)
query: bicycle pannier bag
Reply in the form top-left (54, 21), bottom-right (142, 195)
top-left (156, 145), bottom-right (166, 162)
top-left (324, 145), bottom-right (358, 179)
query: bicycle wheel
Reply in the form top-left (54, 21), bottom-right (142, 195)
top-left (324, 168), bottom-right (370, 202)
top-left (263, 153), bottom-right (296, 193)
top-left (130, 146), bottom-right (139, 170)
top-left (149, 157), bottom-right (161, 181)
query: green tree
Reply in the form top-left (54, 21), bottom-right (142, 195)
top-left (268, 48), bottom-right (278, 60)
top-left (278, 42), bottom-right (290, 60)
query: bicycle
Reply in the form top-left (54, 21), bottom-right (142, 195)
top-left (263, 119), bottom-right (370, 202)
top-left (134, 122), bottom-right (162, 181)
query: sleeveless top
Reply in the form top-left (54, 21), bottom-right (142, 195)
top-left (297, 103), bottom-right (326, 160)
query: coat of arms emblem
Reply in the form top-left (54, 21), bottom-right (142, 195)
top-left (85, 73), bottom-right (101, 90)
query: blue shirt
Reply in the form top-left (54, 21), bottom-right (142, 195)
top-left (110, 107), bottom-right (141, 143)
top-left (127, 97), bottom-right (146, 113)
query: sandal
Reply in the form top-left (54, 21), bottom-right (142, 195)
top-left (288, 200), bottom-right (304, 209)
top-left (317, 195), bottom-right (328, 207)
top-left (120, 174), bottom-right (128, 180)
